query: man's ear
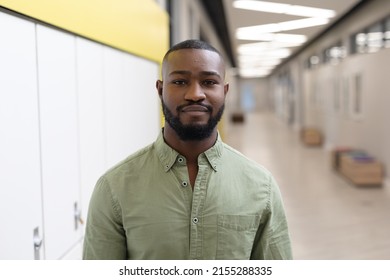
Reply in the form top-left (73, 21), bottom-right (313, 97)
top-left (156, 80), bottom-right (163, 99)
top-left (224, 82), bottom-right (229, 97)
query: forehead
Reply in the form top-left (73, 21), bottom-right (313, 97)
top-left (163, 49), bottom-right (225, 77)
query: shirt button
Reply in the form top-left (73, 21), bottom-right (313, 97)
top-left (192, 217), bottom-right (199, 224)
top-left (178, 157), bottom-right (184, 163)
top-left (181, 181), bottom-right (188, 187)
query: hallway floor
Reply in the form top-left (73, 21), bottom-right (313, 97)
top-left (224, 112), bottom-right (390, 259)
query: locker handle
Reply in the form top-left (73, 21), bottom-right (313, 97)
top-left (74, 202), bottom-right (84, 230)
top-left (33, 227), bottom-right (43, 260)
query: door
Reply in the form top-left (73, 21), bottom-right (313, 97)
top-left (76, 37), bottom-right (107, 231)
top-left (0, 12), bottom-right (44, 259)
top-left (36, 24), bottom-right (82, 259)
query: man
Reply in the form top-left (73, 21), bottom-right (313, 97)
top-left (83, 39), bottom-right (292, 260)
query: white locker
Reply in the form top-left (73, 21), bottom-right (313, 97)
top-left (0, 13), bottom-right (44, 259)
top-left (75, 37), bottom-right (107, 230)
top-left (122, 54), bottom-right (160, 148)
top-left (36, 25), bottom-right (82, 259)
top-left (0, 9), bottom-right (161, 260)
top-left (103, 47), bottom-right (160, 167)
top-left (103, 47), bottom-right (128, 167)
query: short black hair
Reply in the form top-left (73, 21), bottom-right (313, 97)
top-left (162, 39), bottom-right (222, 62)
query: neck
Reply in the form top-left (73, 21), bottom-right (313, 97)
top-left (163, 125), bottom-right (217, 163)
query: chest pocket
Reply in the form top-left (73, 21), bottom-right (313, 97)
top-left (216, 214), bottom-right (260, 260)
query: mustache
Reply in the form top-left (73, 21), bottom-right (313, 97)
top-left (176, 102), bottom-right (213, 112)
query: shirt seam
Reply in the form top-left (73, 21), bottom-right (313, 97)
top-left (266, 174), bottom-right (272, 213)
top-left (263, 174), bottom-right (273, 241)
top-left (101, 175), bottom-right (122, 222)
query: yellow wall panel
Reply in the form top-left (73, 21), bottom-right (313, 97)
top-left (0, 0), bottom-right (169, 62)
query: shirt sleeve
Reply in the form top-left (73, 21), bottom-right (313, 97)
top-left (250, 175), bottom-right (293, 260)
top-left (82, 176), bottom-right (127, 260)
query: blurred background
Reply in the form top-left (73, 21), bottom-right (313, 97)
top-left (1, 0), bottom-right (389, 259)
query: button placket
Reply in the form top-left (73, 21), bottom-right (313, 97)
top-left (176, 156), bottom-right (190, 189)
top-left (189, 163), bottom-right (211, 260)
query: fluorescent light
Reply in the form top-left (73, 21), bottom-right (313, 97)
top-left (233, 0), bottom-right (336, 78)
top-left (236, 17), bottom-right (330, 36)
top-left (288, 5), bottom-right (335, 18)
top-left (279, 18), bottom-right (330, 31)
top-left (240, 59), bottom-right (281, 67)
top-left (236, 32), bottom-right (307, 44)
top-left (237, 46), bottom-right (291, 57)
top-left (238, 58), bottom-right (282, 68)
top-left (237, 23), bottom-right (280, 34)
top-left (234, 0), bottom-right (290, 14)
top-left (239, 67), bottom-right (272, 78)
top-left (237, 41), bottom-right (304, 51)
top-left (233, 0), bottom-right (335, 18)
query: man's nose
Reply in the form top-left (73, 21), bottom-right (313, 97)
top-left (184, 83), bottom-right (206, 102)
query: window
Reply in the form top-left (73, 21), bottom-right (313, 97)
top-left (305, 55), bottom-right (320, 69)
top-left (355, 32), bottom-right (367, 53)
top-left (322, 41), bottom-right (346, 65)
top-left (367, 22), bottom-right (383, 53)
top-left (350, 15), bottom-right (390, 54)
top-left (385, 16), bottom-right (390, 48)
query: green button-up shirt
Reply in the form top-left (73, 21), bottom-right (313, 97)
top-left (83, 132), bottom-right (292, 260)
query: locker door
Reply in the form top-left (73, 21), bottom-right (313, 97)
top-left (0, 12), bottom-right (44, 259)
top-left (103, 47), bottom-right (160, 167)
top-left (103, 47), bottom-right (127, 167)
top-left (36, 24), bottom-right (82, 259)
top-left (122, 54), bottom-right (160, 148)
top-left (76, 37), bottom-right (106, 231)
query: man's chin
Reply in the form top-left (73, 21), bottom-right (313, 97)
top-left (180, 120), bottom-right (209, 127)
top-left (174, 124), bottom-right (215, 141)
top-left (179, 115), bottom-right (210, 125)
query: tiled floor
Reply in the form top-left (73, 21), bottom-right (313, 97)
top-left (224, 112), bottom-right (390, 259)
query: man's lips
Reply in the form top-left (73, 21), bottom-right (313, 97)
top-left (180, 104), bottom-right (210, 112)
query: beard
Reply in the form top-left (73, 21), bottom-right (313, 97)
top-left (162, 100), bottom-right (225, 141)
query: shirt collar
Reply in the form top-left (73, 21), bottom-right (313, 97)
top-left (155, 130), bottom-right (223, 172)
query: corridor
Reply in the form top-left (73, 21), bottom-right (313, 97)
top-left (224, 112), bottom-right (390, 259)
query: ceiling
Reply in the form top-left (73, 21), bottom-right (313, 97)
top-left (201, 0), bottom-right (364, 78)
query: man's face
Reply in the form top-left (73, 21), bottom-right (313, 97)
top-left (156, 49), bottom-right (229, 141)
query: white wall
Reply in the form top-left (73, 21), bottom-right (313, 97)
top-left (301, 47), bottom-right (390, 149)
top-left (0, 10), bottom-right (160, 259)
top-left (268, 0), bottom-right (390, 185)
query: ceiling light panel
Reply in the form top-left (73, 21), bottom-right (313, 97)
top-left (239, 67), bottom-right (272, 78)
top-left (233, 0), bottom-right (335, 18)
top-left (236, 32), bottom-right (307, 43)
top-left (237, 46), bottom-right (291, 57)
top-left (238, 41), bottom-right (304, 51)
top-left (239, 59), bottom-right (281, 67)
top-left (236, 17), bottom-right (330, 37)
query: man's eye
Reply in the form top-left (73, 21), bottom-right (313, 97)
top-left (203, 80), bottom-right (217, 86)
top-left (173, 80), bottom-right (186, 85)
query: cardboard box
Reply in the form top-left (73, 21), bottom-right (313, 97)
top-left (301, 128), bottom-right (322, 146)
top-left (339, 154), bottom-right (383, 186)
top-left (331, 147), bottom-right (361, 171)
